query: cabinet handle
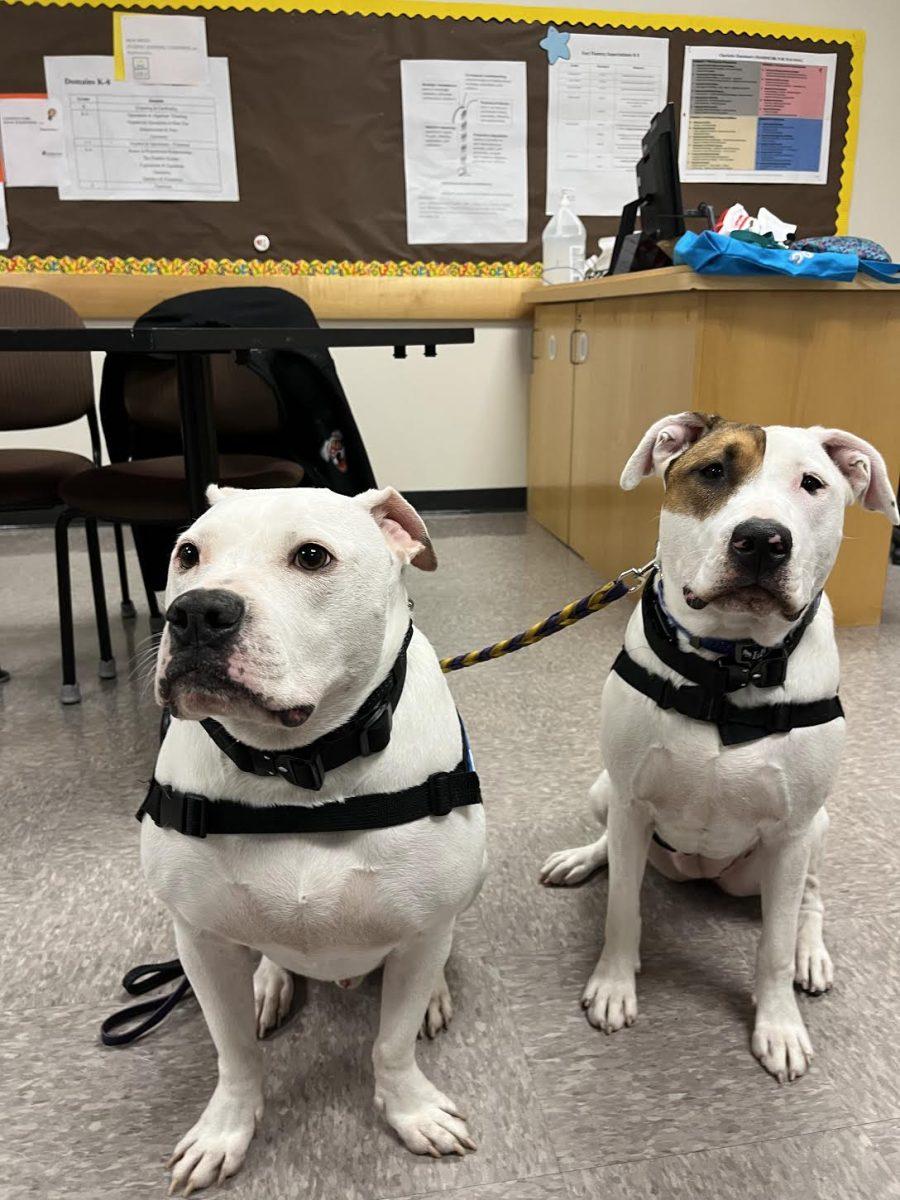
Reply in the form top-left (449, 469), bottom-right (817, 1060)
top-left (570, 329), bottom-right (589, 365)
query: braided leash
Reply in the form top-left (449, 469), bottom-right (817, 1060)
top-left (439, 560), bottom-right (657, 674)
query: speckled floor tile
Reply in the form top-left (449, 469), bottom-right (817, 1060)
top-left (0, 952), bottom-right (554, 1200)
top-left (564, 1124), bottom-right (900, 1200)
top-left (391, 1174), bottom-right (574, 1200)
top-left (2, 517), bottom-right (899, 1199)
top-left (496, 944), bottom-right (849, 1170)
top-left (801, 914), bottom-right (900, 1122)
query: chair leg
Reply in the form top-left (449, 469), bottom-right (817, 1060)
top-left (0, 664), bottom-right (9, 684)
top-left (84, 518), bottom-right (117, 681)
top-left (136, 543), bottom-right (165, 634)
top-left (55, 510), bottom-right (80, 705)
top-left (114, 523), bottom-right (136, 620)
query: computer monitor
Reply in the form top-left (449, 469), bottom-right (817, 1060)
top-left (636, 102), bottom-right (684, 242)
top-left (608, 103), bottom-right (713, 275)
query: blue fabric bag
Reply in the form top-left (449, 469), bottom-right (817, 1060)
top-left (674, 230), bottom-right (900, 284)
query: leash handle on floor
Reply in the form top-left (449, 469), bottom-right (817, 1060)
top-left (100, 959), bottom-right (192, 1047)
top-left (439, 559), bottom-right (656, 673)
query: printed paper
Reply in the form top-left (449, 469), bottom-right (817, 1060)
top-left (546, 34), bottom-right (669, 216)
top-left (680, 46), bottom-right (836, 184)
top-left (44, 56), bottom-right (238, 202)
top-left (401, 59), bottom-right (528, 244)
top-left (0, 94), bottom-right (64, 187)
top-left (113, 12), bottom-right (209, 86)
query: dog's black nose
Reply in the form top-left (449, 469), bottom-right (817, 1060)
top-left (729, 519), bottom-right (792, 575)
top-left (166, 589), bottom-right (245, 648)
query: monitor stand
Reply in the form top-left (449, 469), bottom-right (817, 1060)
top-left (608, 199), bottom-right (715, 276)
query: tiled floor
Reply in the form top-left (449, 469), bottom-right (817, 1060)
top-left (1, 515), bottom-right (898, 1200)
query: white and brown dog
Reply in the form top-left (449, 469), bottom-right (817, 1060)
top-left (542, 415), bottom-right (897, 1082)
top-left (144, 485), bottom-right (486, 1194)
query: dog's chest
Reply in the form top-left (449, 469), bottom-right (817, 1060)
top-left (141, 812), bottom-right (484, 968)
top-left (603, 682), bottom-right (842, 855)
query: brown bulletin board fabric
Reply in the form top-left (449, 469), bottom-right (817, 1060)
top-left (0, 3), bottom-right (853, 264)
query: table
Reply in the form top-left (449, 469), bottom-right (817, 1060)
top-left (0, 325), bottom-right (475, 516)
top-left (527, 266), bottom-right (900, 627)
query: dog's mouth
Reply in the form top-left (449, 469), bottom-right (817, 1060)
top-left (683, 583), bottom-right (803, 621)
top-left (159, 659), bottom-right (314, 728)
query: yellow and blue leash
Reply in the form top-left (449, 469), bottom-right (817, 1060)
top-left (439, 560), bottom-right (656, 674)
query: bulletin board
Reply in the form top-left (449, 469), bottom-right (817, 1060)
top-left (0, 0), bottom-right (864, 281)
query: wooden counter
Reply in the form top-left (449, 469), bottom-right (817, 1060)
top-left (527, 267), bottom-right (900, 626)
top-left (1, 272), bottom-right (535, 322)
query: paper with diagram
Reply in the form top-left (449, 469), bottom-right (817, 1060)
top-left (680, 46), bottom-right (836, 184)
top-left (44, 56), bottom-right (238, 201)
top-left (546, 34), bottom-right (668, 216)
top-left (113, 12), bottom-right (209, 86)
top-left (0, 94), bottom-right (64, 187)
top-left (401, 59), bottom-right (528, 244)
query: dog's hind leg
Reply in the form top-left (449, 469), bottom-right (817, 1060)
top-left (420, 965), bottom-right (453, 1039)
top-left (539, 770), bottom-right (612, 887)
top-left (254, 956), bottom-right (295, 1039)
top-left (168, 921), bottom-right (264, 1195)
top-left (794, 808), bottom-right (834, 997)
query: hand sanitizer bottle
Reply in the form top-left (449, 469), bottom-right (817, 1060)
top-left (542, 190), bottom-right (587, 285)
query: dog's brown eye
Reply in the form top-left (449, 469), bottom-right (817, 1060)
top-left (698, 462), bottom-right (724, 480)
top-left (801, 473), bottom-right (825, 494)
top-left (177, 542), bottom-right (200, 570)
top-left (294, 543), bottom-right (331, 571)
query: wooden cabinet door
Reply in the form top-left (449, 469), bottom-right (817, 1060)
top-left (569, 293), bottom-right (700, 581)
top-left (527, 301), bottom-right (576, 543)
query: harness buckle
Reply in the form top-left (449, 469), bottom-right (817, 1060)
top-left (180, 792), bottom-right (208, 838)
top-left (427, 772), bottom-right (454, 817)
top-left (750, 654), bottom-right (788, 688)
top-left (716, 660), bottom-right (753, 690)
top-left (358, 702), bottom-right (392, 758)
top-left (276, 752), bottom-right (325, 791)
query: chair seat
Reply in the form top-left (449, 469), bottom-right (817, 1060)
top-left (0, 447), bottom-right (94, 508)
top-left (59, 454), bottom-right (305, 522)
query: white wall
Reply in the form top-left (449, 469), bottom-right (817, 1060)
top-left (3, 0), bottom-right (897, 493)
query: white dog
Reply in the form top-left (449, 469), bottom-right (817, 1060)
top-left (542, 415), bottom-right (897, 1082)
top-left (143, 485), bottom-right (486, 1194)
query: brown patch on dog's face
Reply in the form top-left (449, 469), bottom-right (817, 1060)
top-left (664, 421), bottom-right (766, 517)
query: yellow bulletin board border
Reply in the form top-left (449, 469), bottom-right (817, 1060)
top-left (0, 0), bottom-right (865, 278)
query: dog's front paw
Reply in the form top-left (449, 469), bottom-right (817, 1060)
top-left (253, 957), bottom-right (294, 1038)
top-left (540, 836), bottom-right (608, 887)
top-left (581, 963), bottom-right (637, 1033)
top-left (167, 1086), bottom-right (263, 1195)
top-left (752, 1001), bottom-right (814, 1083)
top-left (794, 922), bottom-right (834, 997)
top-left (375, 1068), bottom-right (476, 1157)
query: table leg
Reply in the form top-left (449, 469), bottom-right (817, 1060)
top-left (175, 352), bottom-right (219, 519)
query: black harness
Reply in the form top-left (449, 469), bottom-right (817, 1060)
top-left (611, 574), bottom-right (844, 746)
top-left (137, 622), bottom-right (482, 838)
top-left (108, 624), bottom-right (480, 1047)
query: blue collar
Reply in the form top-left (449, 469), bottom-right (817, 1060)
top-left (655, 575), bottom-right (821, 662)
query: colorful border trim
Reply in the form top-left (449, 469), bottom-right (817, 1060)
top-left (0, 0), bottom-right (863, 273)
top-left (0, 254), bottom-right (543, 278)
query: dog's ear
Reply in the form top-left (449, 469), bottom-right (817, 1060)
top-left (817, 428), bottom-right (899, 522)
top-left (206, 484), bottom-right (240, 506)
top-left (357, 487), bottom-right (437, 571)
top-left (620, 412), bottom-right (720, 490)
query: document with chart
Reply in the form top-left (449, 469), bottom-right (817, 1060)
top-left (401, 59), bottom-right (528, 244)
top-left (546, 34), bottom-right (668, 216)
top-left (680, 46), bottom-right (836, 184)
top-left (44, 56), bottom-right (238, 201)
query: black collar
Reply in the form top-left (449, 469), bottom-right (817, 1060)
top-left (610, 573), bottom-right (843, 745)
top-left (197, 622), bottom-right (414, 791)
top-left (643, 572), bottom-right (821, 695)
